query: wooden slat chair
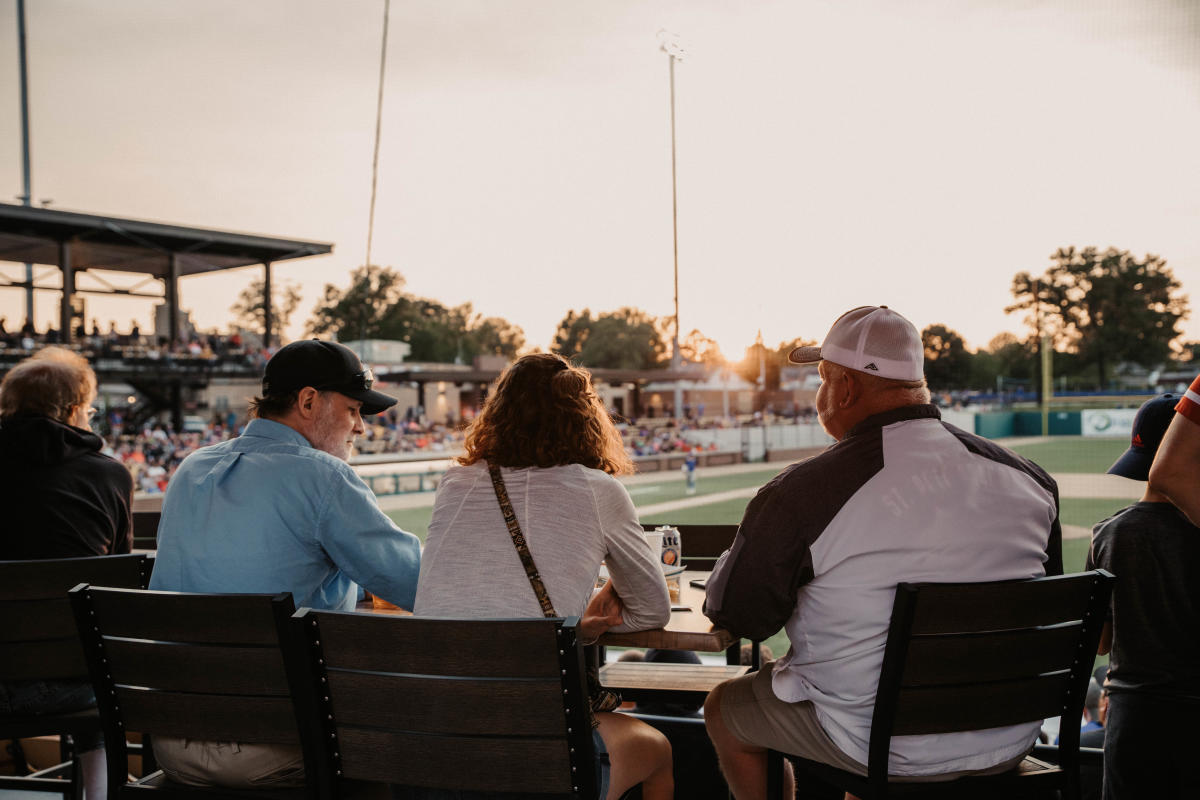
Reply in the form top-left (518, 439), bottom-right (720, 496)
top-left (68, 586), bottom-right (323, 800)
top-left (769, 570), bottom-right (1115, 800)
top-left (131, 511), bottom-right (161, 551)
top-left (0, 554), bottom-right (151, 800)
top-left (290, 609), bottom-right (598, 798)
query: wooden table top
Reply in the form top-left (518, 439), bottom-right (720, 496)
top-left (598, 569), bottom-right (735, 652)
top-left (599, 662), bottom-right (747, 696)
top-left (356, 570), bottom-right (735, 652)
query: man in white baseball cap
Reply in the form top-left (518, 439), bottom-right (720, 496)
top-left (703, 305), bottom-right (1063, 797)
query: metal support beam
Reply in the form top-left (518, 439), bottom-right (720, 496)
top-left (170, 381), bottom-right (183, 434)
top-left (58, 240), bottom-right (72, 343)
top-left (166, 253), bottom-right (180, 348)
top-left (262, 260), bottom-right (273, 348)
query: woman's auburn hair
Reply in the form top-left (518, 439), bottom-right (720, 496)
top-left (459, 353), bottom-right (633, 476)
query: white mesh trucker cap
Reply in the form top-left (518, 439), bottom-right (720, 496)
top-left (787, 306), bottom-right (925, 382)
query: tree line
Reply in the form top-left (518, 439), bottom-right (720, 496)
top-left (232, 246), bottom-right (1193, 391)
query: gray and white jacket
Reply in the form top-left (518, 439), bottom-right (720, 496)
top-left (705, 404), bottom-right (1062, 775)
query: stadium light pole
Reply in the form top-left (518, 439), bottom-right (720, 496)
top-left (658, 30), bottom-right (685, 419)
top-left (16, 0), bottom-right (35, 324)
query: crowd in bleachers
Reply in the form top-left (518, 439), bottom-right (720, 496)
top-left (0, 318), bottom-right (271, 369)
top-left (105, 407), bottom-right (839, 491)
top-left (102, 423), bottom-right (233, 494)
top-left (102, 412), bottom-right (470, 492)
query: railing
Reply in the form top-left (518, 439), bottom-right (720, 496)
top-left (360, 469), bottom-right (447, 496)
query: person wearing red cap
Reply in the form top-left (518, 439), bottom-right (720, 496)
top-left (1148, 374), bottom-right (1200, 527)
top-left (702, 306), bottom-right (1063, 798)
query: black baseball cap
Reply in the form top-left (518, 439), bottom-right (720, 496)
top-left (262, 339), bottom-right (397, 415)
top-left (1107, 393), bottom-right (1177, 481)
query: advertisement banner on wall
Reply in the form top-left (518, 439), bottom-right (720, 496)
top-left (1081, 409), bottom-right (1138, 438)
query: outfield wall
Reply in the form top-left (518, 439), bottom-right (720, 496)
top-left (972, 409), bottom-right (1137, 439)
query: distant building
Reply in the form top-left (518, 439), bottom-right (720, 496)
top-left (340, 339), bottom-right (412, 366)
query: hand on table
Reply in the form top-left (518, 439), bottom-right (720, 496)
top-left (581, 579), bottom-right (625, 644)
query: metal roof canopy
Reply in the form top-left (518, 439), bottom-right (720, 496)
top-left (0, 202), bottom-right (333, 345)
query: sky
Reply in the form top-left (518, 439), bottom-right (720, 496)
top-left (1, 0), bottom-right (1198, 359)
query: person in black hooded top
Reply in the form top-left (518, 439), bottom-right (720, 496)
top-left (0, 347), bottom-right (133, 800)
top-left (0, 346), bottom-right (132, 559)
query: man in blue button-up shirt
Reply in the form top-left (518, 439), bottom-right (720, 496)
top-left (149, 339), bottom-right (421, 788)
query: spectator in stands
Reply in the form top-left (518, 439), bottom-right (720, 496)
top-left (1055, 678), bottom-right (1103, 744)
top-left (1089, 392), bottom-right (1199, 799)
top-left (1148, 373), bottom-right (1200, 526)
top-left (415, 353), bottom-right (674, 800)
top-left (739, 642), bottom-right (775, 667)
top-left (148, 339), bottom-right (421, 788)
top-left (0, 347), bottom-right (134, 800)
top-left (1080, 679), bottom-right (1108, 748)
top-left (703, 306), bottom-right (1062, 799)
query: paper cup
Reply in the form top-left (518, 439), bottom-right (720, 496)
top-left (643, 529), bottom-right (664, 561)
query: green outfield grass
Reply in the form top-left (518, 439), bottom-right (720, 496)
top-left (1060, 497), bottom-right (1133, 529)
top-left (1007, 437), bottom-right (1127, 474)
top-left (388, 438), bottom-right (1135, 541)
top-left (626, 467), bottom-right (782, 505)
top-left (640, 498), bottom-right (758, 527)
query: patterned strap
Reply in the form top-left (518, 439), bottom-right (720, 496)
top-left (488, 463), bottom-right (557, 618)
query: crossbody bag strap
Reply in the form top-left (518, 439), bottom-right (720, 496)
top-left (488, 463), bottom-right (557, 618)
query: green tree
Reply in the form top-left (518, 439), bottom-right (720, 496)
top-left (467, 314), bottom-right (527, 359)
top-left (230, 277), bottom-right (302, 335)
top-left (980, 332), bottom-right (1038, 393)
top-left (307, 266), bottom-right (524, 362)
top-left (679, 328), bottom-right (725, 367)
top-left (1007, 247), bottom-right (1187, 388)
top-left (551, 309), bottom-right (593, 361)
top-left (307, 265), bottom-right (406, 341)
top-left (922, 324), bottom-right (972, 390)
top-left (730, 335), bottom-right (801, 392)
top-left (550, 308), bottom-right (666, 369)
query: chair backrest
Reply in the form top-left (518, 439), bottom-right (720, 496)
top-left (68, 586), bottom-right (319, 798)
top-left (640, 523), bottom-right (738, 571)
top-left (292, 610), bottom-right (596, 798)
top-left (867, 570), bottom-right (1115, 788)
top-left (131, 511), bottom-right (161, 551)
top-left (0, 554), bottom-right (150, 683)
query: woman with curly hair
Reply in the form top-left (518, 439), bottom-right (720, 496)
top-left (414, 353), bottom-right (674, 800)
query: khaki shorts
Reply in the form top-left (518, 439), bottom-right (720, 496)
top-left (719, 663), bottom-right (867, 775)
top-left (718, 663), bottom-right (1030, 781)
top-left (152, 736), bottom-right (304, 788)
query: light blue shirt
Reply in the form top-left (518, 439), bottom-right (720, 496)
top-left (149, 418), bottom-right (420, 611)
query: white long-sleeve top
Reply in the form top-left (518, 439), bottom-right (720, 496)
top-left (414, 461), bottom-right (671, 631)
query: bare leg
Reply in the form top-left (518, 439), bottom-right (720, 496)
top-left (704, 683), bottom-right (794, 800)
top-left (80, 748), bottom-right (106, 800)
top-left (594, 712), bottom-right (674, 800)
